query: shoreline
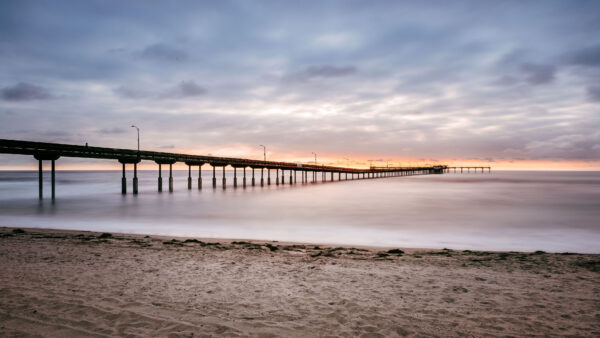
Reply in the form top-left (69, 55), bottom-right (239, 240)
top-left (2, 226), bottom-right (597, 255)
top-left (1, 226), bottom-right (599, 336)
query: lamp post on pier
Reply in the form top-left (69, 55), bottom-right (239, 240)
top-left (259, 145), bottom-right (266, 161)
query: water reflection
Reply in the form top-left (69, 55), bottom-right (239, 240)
top-left (0, 170), bottom-right (598, 253)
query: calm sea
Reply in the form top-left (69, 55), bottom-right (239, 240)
top-left (0, 170), bottom-right (598, 253)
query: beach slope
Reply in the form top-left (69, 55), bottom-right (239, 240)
top-left (0, 227), bottom-right (598, 337)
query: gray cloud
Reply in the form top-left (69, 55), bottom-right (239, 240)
top-left (285, 65), bottom-right (357, 82)
top-left (163, 81), bottom-right (206, 98)
top-left (113, 86), bottom-right (153, 99)
top-left (98, 127), bottom-right (127, 134)
top-left (587, 86), bottom-right (600, 102)
top-left (519, 63), bottom-right (556, 85)
top-left (1, 83), bottom-right (51, 101)
top-left (567, 45), bottom-right (600, 67)
top-left (115, 81), bottom-right (206, 100)
top-left (304, 65), bottom-right (357, 78)
top-left (138, 43), bottom-right (187, 62)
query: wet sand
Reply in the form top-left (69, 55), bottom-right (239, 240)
top-left (0, 227), bottom-right (599, 337)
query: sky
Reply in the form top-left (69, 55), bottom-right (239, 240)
top-left (1, 0), bottom-right (599, 170)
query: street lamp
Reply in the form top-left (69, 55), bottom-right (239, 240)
top-left (312, 152), bottom-right (317, 164)
top-left (259, 145), bottom-right (266, 161)
top-left (131, 125), bottom-right (139, 152)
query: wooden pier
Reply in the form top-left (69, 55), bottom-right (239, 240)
top-left (0, 139), bottom-right (464, 200)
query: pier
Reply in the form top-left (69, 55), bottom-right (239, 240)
top-left (447, 166), bottom-right (491, 173)
top-left (0, 139), bottom-right (469, 200)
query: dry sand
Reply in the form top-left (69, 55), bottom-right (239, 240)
top-left (0, 227), bottom-right (599, 337)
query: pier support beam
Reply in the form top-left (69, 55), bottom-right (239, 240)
top-left (252, 168), bottom-right (256, 186)
top-left (169, 164), bottom-right (173, 192)
top-left (188, 165), bottom-right (192, 190)
top-left (34, 153), bottom-right (61, 200)
top-left (212, 166), bottom-right (217, 188)
top-left (198, 166), bottom-right (202, 189)
top-left (51, 160), bottom-right (55, 200)
top-left (158, 164), bottom-right (162, 192)
top-left (234, 167), bottom-right (237, 188)
top-left (222, 166), bottom-right (226, 189)
top-left (38, 160), bottom-right (43, 199)
top-left (267, 169), bottom-right (271, 185)
top-left (133, 163), bottom-right (138, 195)
top-left (261, 168), bottom-right (264, 186)
top-left (276, 169), bottom-right (279, 186)
top-left (243, 168), bottom-right (247, 188)
top-left (121, 163), bottom-right (126, 194)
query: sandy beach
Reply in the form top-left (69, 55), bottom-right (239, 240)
top-left (0, 227), bottom-right (598, 337)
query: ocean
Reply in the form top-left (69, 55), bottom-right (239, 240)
top-left (0, 170), bottom-right (598, 253)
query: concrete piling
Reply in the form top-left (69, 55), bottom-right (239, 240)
top-left (234, 167), bottom-right (237, 188)
top-left (187, 165), bottom-right (192, 189)
top-left (169, 163), bottom-right (173, 192)
top-left (243, 167), bottom-right (247, 188)
top-left (158, 163), bottom-right (162, 192)
top-left (38, 160), bottom-right (43, 199)
top-left (121, 163), bottom-right (126, 195)
top-left (212, 166), bottom-right (217, 188)
top-left (133, 163), bottom-right (138, 195)
top-left (222, 166), bottom-right (226, 189)
top-left (51, 160), bottom-right (55, 200)
top-left (198, 166), bottom-right (202, 189)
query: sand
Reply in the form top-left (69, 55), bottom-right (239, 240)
top-left (0, 227), bottom-right (598, 337)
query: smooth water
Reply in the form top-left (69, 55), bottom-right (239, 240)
top-left (0, 170), bottom-right (598, 253)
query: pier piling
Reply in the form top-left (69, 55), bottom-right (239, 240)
top-left (38, 160), bottom-right (43, 200)
top-left (51, 160), bottom-right (55, 200)
top-left (234, 167), bottom-right (237, 188)
top-left (158, 164), bottom-right (162, 192)
top-left (169, 163), bottom-right (173, 192)
top-left (212, 166), bottom-right (216, 188)
top-left (198, 166), bottom-right (202, 189)
top-left (188, 165), bottom-right (192, 190)
top-left (121, 163), bottom-right (126, 195)
top-left (133, 163), bottom-right (138, 195)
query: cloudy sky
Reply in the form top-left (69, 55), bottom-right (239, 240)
top-left (1, 0), bottom-right (599, 169)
